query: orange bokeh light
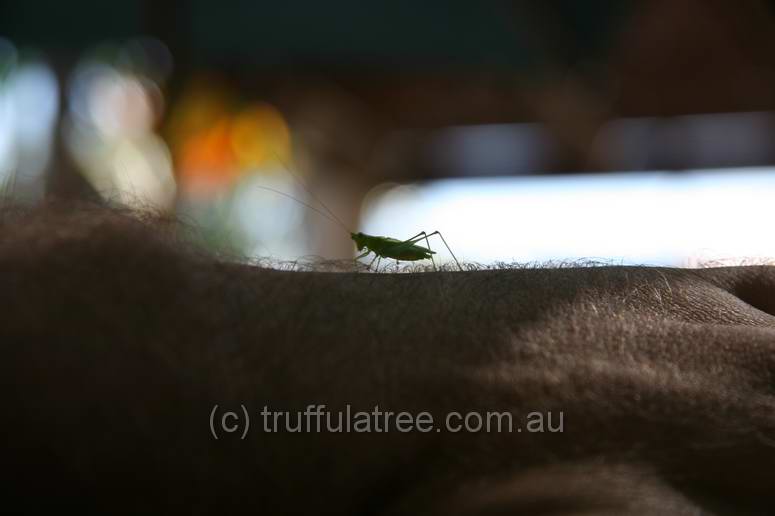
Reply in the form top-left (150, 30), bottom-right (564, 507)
top-left (167, 78), bottom-right (292, 197)
top-left (178, 117), bottom-right (238, 193)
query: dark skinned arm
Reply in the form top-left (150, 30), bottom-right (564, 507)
top-left (2, 203), bottom-right (774, 515)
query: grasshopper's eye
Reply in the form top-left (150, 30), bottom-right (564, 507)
top-left (351, 233), bottom-right (364, 251)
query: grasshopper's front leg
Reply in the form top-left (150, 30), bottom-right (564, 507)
top-left (366, 253), bottom-right (379, 271)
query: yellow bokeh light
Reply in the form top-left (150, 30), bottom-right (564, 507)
top-left (230, 102), bottom-right (291, 169)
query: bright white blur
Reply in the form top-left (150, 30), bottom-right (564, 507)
top-left (361, 168), bottom-right (775, 267)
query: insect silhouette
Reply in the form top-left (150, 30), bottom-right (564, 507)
top-left (258, 162), bottom-right (462, 272)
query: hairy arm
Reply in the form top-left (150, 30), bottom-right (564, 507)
top-left (2, 204), bottom-right (774, 515)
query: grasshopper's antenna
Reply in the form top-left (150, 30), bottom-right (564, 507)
top-left (253, 185), bottom-right (351, 233)
top-left (272, 152), bottom-right (351, 232)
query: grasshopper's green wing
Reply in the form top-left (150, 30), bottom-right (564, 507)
top-left (380, 236), bottom-right (435, 261)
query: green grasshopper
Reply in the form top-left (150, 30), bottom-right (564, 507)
top-left (257, 163), bottom-right (462, 272)
top-left (350, 230), bottom-right (461, 272)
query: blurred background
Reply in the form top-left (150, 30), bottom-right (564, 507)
top-left (3, 0), bottom-right (775, 266)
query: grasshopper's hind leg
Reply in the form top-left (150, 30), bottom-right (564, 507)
top-left (425, 231), bottom-right (461, 271)
top-left (421, 233), bottom-right (437, 272)
top-left (398, 231), bottom-right (462, 271)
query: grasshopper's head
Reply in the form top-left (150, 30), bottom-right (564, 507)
top-left (351, 232), bottom-right (367, 251)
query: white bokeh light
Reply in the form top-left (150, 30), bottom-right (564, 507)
top-left (362, 168), bottom-right (775, 267)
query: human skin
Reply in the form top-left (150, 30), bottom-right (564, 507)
top-left (1, 204), bottom-right (774, 515)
